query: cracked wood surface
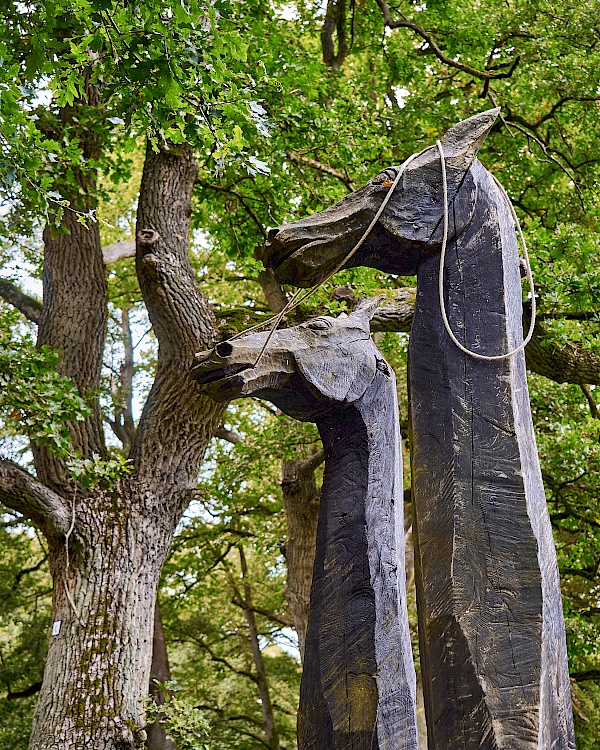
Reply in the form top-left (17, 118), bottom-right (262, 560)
top-left (194, 301), bottom-right (419, 749)
top-left (263, 110), bottom-right (575, 747)
top-left (409, 162), bottom-right (573, 748)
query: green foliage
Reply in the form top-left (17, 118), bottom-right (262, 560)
top-left (0, 0), bottom-right (274, 231)
top-left (529, 373), bottom-right (600, 685)
top-left (3, 0), bottom-right (600, 744)
top-left (146, 685), bottom-right (210, 750)
top-left (66, 452), bottom-right (132, 489)
top-left (0, 307), bottom-right (89, 460)
top-left (0, 522), bottom-right (51, 750)
top-left (0, 304), bottom-right (132, 485)
top-left (572, 681), bottom-right (600, 747)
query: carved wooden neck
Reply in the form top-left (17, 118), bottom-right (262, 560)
top-left (408, 161), bottom-right (574, 749)
top-left (298, 369), bottom-right (418, 750)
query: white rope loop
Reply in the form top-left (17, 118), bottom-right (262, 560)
top-left (206, 140), bottom-right (535, 368)
top-left (436, 139), bottom-right (536, 361)
top-left (225, 149), bottom-right (425, 367)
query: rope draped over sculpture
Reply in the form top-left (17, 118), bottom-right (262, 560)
top-left (194, 110), bottom-right (575, 750)
top-left (218, 111), bottom-right (536, 370)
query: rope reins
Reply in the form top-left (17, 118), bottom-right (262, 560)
top-left (436, 139), bottom-right (536, 360)
top-left (212, 142), bottom-right (535, 367)
top-left (225, 148), bottom-right (424, 368)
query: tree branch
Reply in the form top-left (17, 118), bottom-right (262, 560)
top-left (196, 179), bottom-right (267, 239)
top-left (102, 240), bottom-right (136, 264)
top-left (570, 670), bottom-right (600, 682)
top-left (524, 312), bottom-right (600, 385)
top-left (374, 0), bottom-right (521, 81)
top-left (0, 279), bottom-right (42, 324)
top-left (286, 152), bottom-right (354, 190)
top-left (196, 639), bottom-right (257, 683)
top-left (131, 142), bottom-right (226, 502)
top-left (321, 0), bottom-right (349, 70)
top-left (216, 287), bottom-right (600, 385)
top-left (257, 268), bottom-right (289, 314)
top-left (231, 598), bottom-right (294, 628)
top-left (0, 461), bottom-right (71, 537)
top-left (370, 288), bottom-right (416, 333)
top-left (500, 117), bottom-right (584, 202)
top-left (504, 97), bottom-right (600, 132)
top-left (109, 308), bottom-right (136, 452)
top-left (7, 681), bottom-right (43, 701)
top-left (298, 448), bottom-right (325, 474)
top-left (581, 384), bottom-right (599, 418)
top-left (214, 427), bottom-right (243, 444)
top-left (237, 546), bottom-right (280, 750)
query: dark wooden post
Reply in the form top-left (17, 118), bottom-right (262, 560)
top-left (193, 302), bottom-right (419, 750)
top-left (408, 162), bottom-right (574, 749)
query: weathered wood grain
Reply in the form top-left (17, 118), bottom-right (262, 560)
top-left (193, 302), bottom-right (419, 749)
top-left (261, 110), bottom-right (575, 748)
top-left (409, 161), bottom-right (573, 748)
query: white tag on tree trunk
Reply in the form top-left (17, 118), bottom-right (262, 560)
top-left (51, 620), bottom-right (61, 637)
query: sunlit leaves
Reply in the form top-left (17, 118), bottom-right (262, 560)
top-left (0, 308), bottom-right (90, 460)
top-left (0, 0), bottom-right (275, 231)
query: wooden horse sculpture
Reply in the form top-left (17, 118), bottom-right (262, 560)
top-left (194, 299), bottom-right (419, 750)
top-left (263, 110), bottom-right (575, 749)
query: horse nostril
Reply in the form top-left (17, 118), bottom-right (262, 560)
top-left (216, 341), bottom-right (233, 358)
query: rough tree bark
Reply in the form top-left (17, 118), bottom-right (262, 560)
top-left (0, 126), bottom-right (225, 746)
top-left (280, 450), bottom-right (323, 660)
top-left (33, 87), bottom-right (108, 494)
top-left (321, 0), bottom-right (349, 70)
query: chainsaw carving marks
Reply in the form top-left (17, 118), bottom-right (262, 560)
top-left (263, 110), bottom-right (575, 748)
top-left (409, 161), bottom-right (573, 749)
top-left (193, 301), bottom-right (419, 750)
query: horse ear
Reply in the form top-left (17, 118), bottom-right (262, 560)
top-left (439, 107), bottom-right (499, 174)
top-left (350, 294), bottom-right (386, 328)
top-left (295, 339), bottom-right (377, 403)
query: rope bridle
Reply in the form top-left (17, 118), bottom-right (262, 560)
top-left (436, 139), bottom-right (536, 360)
top-left (227, 148), bottom-right (424, 367)
top-left (214, 142), bottom-right (535, 367)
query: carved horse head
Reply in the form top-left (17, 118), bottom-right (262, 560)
top-left (192, 298), bottom-right (386, 420)
top-left (193, 299), bottom-right (420, 750)
top-left (263, 108), bottom-right (499, 287)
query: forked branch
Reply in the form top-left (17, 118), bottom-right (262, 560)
top-left (374, 0), bottom-right (521, 81)
top-left (0, 460), bottom-right (71, 537)
top-left (0, 279), bottom-right (42, 324)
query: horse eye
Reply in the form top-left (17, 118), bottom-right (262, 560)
top-left (374, 169), bottom-right (396, 186)
top-left (305, 319), bottom-right (331, 331)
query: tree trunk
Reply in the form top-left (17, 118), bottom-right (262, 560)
top-left (34, 85), bottom-right (107, 495)
top-left (29, 479), bottom-right (173, 750)
top-left (146, 601), bottom-right (176, 750)
top-left (280, 451), bottom-right (323, 660)
top-left (238, 547), bottom-right (280, 750)
top-left (10, 138), bottom-right (225, 748)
